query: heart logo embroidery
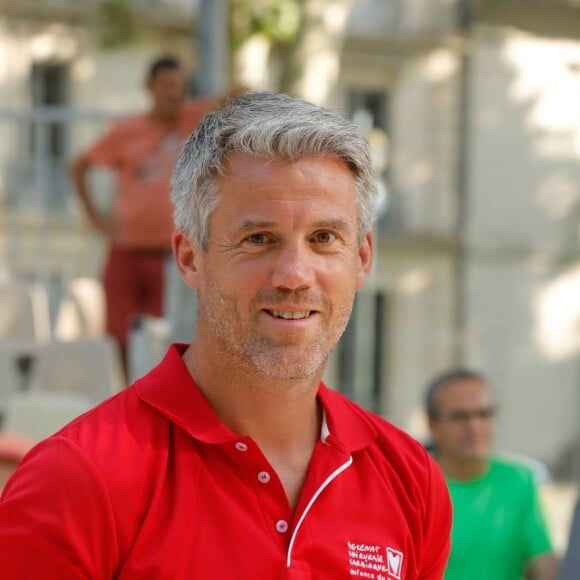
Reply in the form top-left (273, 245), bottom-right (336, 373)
top-left (386, 547), bottom-right (403, 578)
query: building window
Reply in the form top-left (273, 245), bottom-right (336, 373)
top-left (28, 62), bottom-right (70, 210)
top-left (347, 89), bottom-right (402, 233)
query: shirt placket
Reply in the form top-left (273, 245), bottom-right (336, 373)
top-left (230, 437), bottom-right (294, 554)
top-left (229, 434), bottom-right (354, 572)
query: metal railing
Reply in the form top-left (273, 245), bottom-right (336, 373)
top-left (0, 106), bottom-right (116, 315)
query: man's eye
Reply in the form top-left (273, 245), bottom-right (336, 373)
top-left (245, 233), bottom-right (269, 244)
top-left (312, 231), bottom-right (336, 244)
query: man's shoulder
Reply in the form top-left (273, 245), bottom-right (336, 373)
top-left (46, 344), bottom-right (198, 468)
top-left (321, 387), bottom-right (432, 470)
top-left (490, 454), bottom-right (536, 477)
top-left (493, 452), bottom-right (551, 484)
top-left (19, 382), bottom-right (174, 510)
top-left (49, 385), bottom-right (160, 453)
top-left (179, 100), bottom-right (216, 129)
top-left (103, 113), bottom-right (151, 136)
top-left (183, 98), bottom-right (218, 115)
top-left (488, 454), bottom-right (540, 488)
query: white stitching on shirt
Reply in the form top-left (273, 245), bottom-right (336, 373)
top-left (286, 455), bottom-right (353, 568)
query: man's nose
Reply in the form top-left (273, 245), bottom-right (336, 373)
top-left (270, 241), bottom-right (315, 291)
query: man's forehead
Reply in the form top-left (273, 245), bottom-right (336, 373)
top-left (437, 378), bottom-right (493, 405)
top-left (221, 153), bottom-right (353, 178)
top-left (215, 154), bottom-right (357, 210)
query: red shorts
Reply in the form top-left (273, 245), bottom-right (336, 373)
top-left (102, 246), bottom-right (168, 351)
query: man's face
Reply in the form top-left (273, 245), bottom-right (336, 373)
top-left (429, 378), bottom-right (495, 466)
top-left (147, 67), bottom-right (186, 118)
top-left (184, 153), bottom-right (372, 381)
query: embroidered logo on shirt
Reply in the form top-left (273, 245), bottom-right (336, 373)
top-left (386, 547), bottom-right (403, 579)
top-left (347, 541), bottom-right (404, 579)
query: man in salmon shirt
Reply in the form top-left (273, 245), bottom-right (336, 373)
top-left (70, 56), bottom-right (228, 368)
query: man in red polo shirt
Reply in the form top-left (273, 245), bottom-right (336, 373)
top-left (0, 92), bottom-right (451, 578)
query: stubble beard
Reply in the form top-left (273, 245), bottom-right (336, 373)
top-left (200, 280), bottom-right (355, 381)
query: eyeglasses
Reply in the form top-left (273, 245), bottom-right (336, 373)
top-left (434, 407), bottom-right (496, 424)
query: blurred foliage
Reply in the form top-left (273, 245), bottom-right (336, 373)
top-left (99, 0), bottom-right (140, 49)
top-left (230, 0), bottom-right (302, 50)
top-left (96, 0), bottom-right (301, 51)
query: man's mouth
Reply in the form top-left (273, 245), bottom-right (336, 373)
top-left (267, 310), bottom-right (312, 320)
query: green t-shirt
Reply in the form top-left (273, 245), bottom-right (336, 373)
top-left (444, 456), bottom-right (552, 580)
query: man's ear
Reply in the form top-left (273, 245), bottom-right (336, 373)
top-left (172, 230), bottom-right (202, 291)
top-left (356, 231), bottom-right (373, 290)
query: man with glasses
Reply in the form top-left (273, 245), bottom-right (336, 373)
top-left (425, 369), bottom-right (558, 579)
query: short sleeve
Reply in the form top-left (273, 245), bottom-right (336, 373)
top-left (0, 437), bottom-right (118, 579)
top-left (522, 473), bottom-right (553, 559)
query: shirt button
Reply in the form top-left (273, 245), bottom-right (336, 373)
top-left (275, 519), bottom-right (289, 533)
top-left (257, 471), bottom-right (271, 484)
top-left (235, 442), bottom-right (248, 452)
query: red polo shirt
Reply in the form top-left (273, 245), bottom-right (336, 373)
top-left (0, 345), bottom-right (451, 579)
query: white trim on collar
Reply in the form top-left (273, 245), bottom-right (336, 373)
top-left (320, 409), bottom-right (331, 443)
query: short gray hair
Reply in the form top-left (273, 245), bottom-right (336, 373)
top-left (424, 369), bottom-right (486, 419)
top-left (172, 91), bottom-right (379, 249)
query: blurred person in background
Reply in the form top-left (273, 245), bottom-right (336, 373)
top-left (0, 433), bottom-right (34, 492)
top-left (0, 91), bottom-right (452, 578)
top-left (70, 55), bottom-right (236, 370)
top-left (426, 369), bottom-right (559, 580)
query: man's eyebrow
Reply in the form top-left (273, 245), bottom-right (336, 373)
top-left (311, 219), bottom-right (352, 232)
top-left (234, 219), bottom-right (277, 235)
top-left (234, 218), bottom-right (353, 233)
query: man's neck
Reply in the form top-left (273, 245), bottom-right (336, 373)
top-left (148, 108), bottom-right (180, 124)
top-left (438, 455), bottom-right (489, 481)
top-left (182, 344), bottom-right (323, 510)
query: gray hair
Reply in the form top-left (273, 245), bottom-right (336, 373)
top-left (424, 369), bottom-right (486, 419)
top-left (171, 91), bottom-right (379, 249)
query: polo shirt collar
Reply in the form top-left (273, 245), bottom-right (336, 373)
top-left (135, 343), bottom-right (377, 453)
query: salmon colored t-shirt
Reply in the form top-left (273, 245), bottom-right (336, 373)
top-left (86, 101), bottom-right (214, 249)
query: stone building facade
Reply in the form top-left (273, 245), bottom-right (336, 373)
top-left (1, 0), bottom-right (579, 472)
